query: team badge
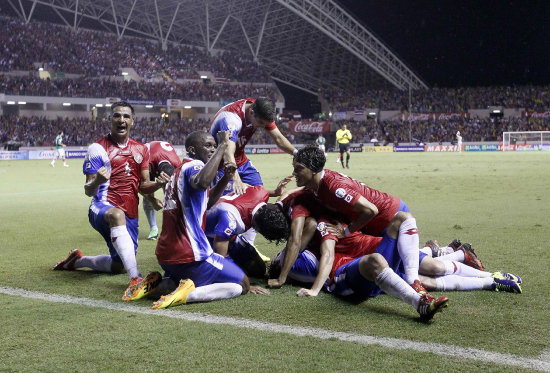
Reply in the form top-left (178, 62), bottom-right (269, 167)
top-left (335, 188), bottom-right (347, 198)
top-left (133, 153), bottom-right (143, 164)
top-left (317, 222), bottom-right (328, 237)
top-left (224, 228), bottom-right (233, 236)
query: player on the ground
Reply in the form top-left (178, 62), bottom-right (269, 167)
top-left (291, 145), bottom-right (425, 293)
top-left (123, 130), bottom-right (269, 308)
top-left (335, 123), bottom-right (352, 169)
top-left (52, 101), bottom-right (170, 298)
top-left (209, 97), bottom-right (296, 195)
top-left (142, 140), bottom-right (182, 240)
top-left (50, 130), bottom-right (69, 167)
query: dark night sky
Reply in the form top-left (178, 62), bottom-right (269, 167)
top-left (280, 0), bottom-right (550, 116)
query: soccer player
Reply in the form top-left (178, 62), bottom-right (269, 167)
top-left (335, 123), bottom-right (352, 169)
top-left (456, 131), bottom-right (462, 152)
top-left (50, 130), bottom-right (68, 167)
top-left (124, 130), bottom-right (269, 308)
top-left (315, 134), bottom-right (326, 154)
top-left (52, 101), bottom-right (170, 298)
top-left (142, 141), bottom-right (182, 240)
top-left (209, 97), bottom-right (296, 195)
top-left (205, 181), bottom-right (291, 276)
top-left (291, 145), bottom-right (425, 292)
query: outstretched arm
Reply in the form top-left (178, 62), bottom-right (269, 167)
top-left (267, 216), bottom-right (305, 288)
top-left (296, 240), bottom-right (335, 297)
top-left (267, 127), bottom-right (296, 155)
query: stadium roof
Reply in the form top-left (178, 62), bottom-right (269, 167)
top-left (3, 0), bottom-right (428, 94)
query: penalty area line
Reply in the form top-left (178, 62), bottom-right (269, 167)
top-left (0, 286), bottom-right (549, 372)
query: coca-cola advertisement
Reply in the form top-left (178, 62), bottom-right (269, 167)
top-left (289, 120), bottom-right (331, 134)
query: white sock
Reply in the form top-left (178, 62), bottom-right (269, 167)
top-left (434, 275), bottom-right (489, 291)
top-left (441, 260), bottom-right (489, 277)
top-left (375, 267), bottom-right (421, 310)
top-left (419, 246), bottom-right (433, 257)
top-left (76, 255), bottom-right (113, 272)
top-left (240, 228), bottom-right (258, 245)
top-left (111, 225), bottom-right (140, 279)
top-left (145, 208), bottom-right (157, 231)
top-left (186, 283), bottom-right (243, 303)
top-left (397, 218), bottom-right (420, 284)
top-left (437, 250), bottom-right (465, 262)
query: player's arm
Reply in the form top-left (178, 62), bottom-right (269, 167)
top-left (139, 170), bottom-right (170, 195)
top-left (208, 161), bottom-right (237, 208)
top-left (346, 130), bottom-right (352, 140)
top-left (268, 216), bottom-right (305, 288)
top-left (142, 192), bottom-right (163, 211)
top-left (347, 196), bottom-right (379, 234)
top-left (84, 167), bottom-right (109, 197)
top-left (212, 235), bottom-right (230, 257)
top-left (191, 131), bottom-right (233, 190)
top-left (267, 127), bottom-right (296, 155)
top-left (296, 239), bottom-right (335, 297)
top-left (224, 140), bottom-right (248, 195)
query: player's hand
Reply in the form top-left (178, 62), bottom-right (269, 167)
top-left (232, 178), bottom-right (248, 195)
top-left (216, 130), bottom-right (232, 145)
top-left (96, 166), bottom-right (110, 183)
top-left (325, 222), bottom-right (346, 239)
top-left (273, 175), bottom-right (293, 197)
top-left (267, 278), bottom-right (284, 288)
top-left (222, 161), bottom-right (237, 179)
top-left (249, 285), bottom-right (270, 295)
top-left (156, 171), bottom-right (171, 186)
top-left (152, 198), bottom-right (163, 211)
top-left (296, 288), bottom-right (319, 297)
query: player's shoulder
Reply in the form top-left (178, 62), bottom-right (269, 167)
top-left (87, 141), bottom-right (108, 158)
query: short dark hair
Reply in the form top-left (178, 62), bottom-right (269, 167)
top-left (254, 204), bottom-right (290, 244)
top-left (58, 130), bottom-right (63, 135)
top-left (157, 161), bottom-right (175, 177)
top-left (111, 101), bottom-right (135, 115)
top-left (294, 145), bottom-right (326, 173)
top-left (185, 130), bottom-right (207, 150)
top-left (251, 97), bottom-right (275, 122)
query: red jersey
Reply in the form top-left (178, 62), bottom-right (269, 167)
top-left (312, 169), bottom-right (400, 236)
top-left (210, 98), bottom-right (277, 167)
top-left (276, 188), bottom-right (331, 221)
top-left (83, 135), bottom-right (149, 219)
top-left (146, 141), bottom-right (182, 178)
top-left (216, 186), bottom-right (270, 229)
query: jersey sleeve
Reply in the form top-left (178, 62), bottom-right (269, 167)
top-left (140, 145), bottom-right (150, 172)
top-left (83, 143), bottom-right (108, 175)
top-left (213, 208), bottom-right (240, 240)
top-left (211, 112), bottom-right (242, 143)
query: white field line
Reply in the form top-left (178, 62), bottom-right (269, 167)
top-left (1, 286), bottom-right (549, 372)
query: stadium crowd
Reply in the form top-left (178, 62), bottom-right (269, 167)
top-left (0, 16), bottom-right (270, 82)
top-left (323, 85), bottom-right (550, 112)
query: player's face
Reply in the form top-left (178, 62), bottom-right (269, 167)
top-left (110, 106), bottom-right (134, 139)
top-left (194, 134), bottom-right (217, 163)
top-left (292, 161), bottom-right (314, 187)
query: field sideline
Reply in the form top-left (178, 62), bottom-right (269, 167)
top-left (1, 152), bottom-right (549, 372)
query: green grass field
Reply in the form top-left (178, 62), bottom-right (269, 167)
top-left (1, 152), bottom-right (549, 372)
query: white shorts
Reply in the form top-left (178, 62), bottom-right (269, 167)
top-left (318, 145), bottom-right (325, 152)
top-left (55, 148), bottom-right (65, 158)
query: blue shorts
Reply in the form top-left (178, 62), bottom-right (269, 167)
top-left (379, 200), bottom-right (410, 236)
top-left (329, 234), bottom-right (427, 301)
top-left (213, 159), bottom-right (263, 195)
top-left (160, 253), bottom-right (245, 287)
top-left (88, 201), bottom-right (138, 263)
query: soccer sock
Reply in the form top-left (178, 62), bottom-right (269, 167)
top-left (186, 283), bottom-right (243, 303)
top-left (375, 267), bottom-right (421, 310)
top-left (346, 154), bottom-right (350, 166)
top-left (76, 255), bottom-right (113, 272)
top-left (436, 250), bottom-right (465, 262)
top-left (144, 207), bottom-right (157, 231)
top-left (110, 225), bottom-right (140, 279)
top-left (397, 218), bottom-right (420, 284)
top-left (440, 260), bottom-right (489, 278)
top-left (434, 275), bottom-right (486, 291)
top-left (419, 246), bottom-right (433, 257)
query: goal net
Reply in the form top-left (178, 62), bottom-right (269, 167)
top-left (502, 131), bottom-right (550, 151)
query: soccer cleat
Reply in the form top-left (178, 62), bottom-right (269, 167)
top-left (448, 239), bottom-right (462, 251)
top-left (492, 278), bottom-right (522, 294)
top-left (152, 279), bottom-right (195, 309)
top-left (492, 271), bottom-right (522, 284)
top-left (424, 239), bottom-right (445, 257)
top-left (411, 279), bottom-right (428, 295)
top-left (254, 246), bottom-right (271, 263)
top-left (50, 163), bottom-right (55, 167)
top-left (147, 227), bottom-right (159, 240)
top-left (417, 294), bottom-right (449, 321)
top-left (459, 243), bottom-right (484, 270)
top-left (52, 249), bottom-right (82, 270)
top-left (63, 164), bottom-right (69, 167)
top-left (122, 271), bottom-right (162, 301)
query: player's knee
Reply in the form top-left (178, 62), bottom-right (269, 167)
top-left (420, 257), bottom-right (445, 276)
top-left (359, 253), bottom-right (387, 281)
top-left (105, 208), bottom-right (126, 226)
